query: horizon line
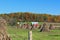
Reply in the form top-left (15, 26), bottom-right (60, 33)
top-left (0, 11), bottom-right (59, 15)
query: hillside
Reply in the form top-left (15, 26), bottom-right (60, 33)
top-left (0, 12), bottom-right (60, 25)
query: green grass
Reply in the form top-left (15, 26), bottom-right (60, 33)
top-left (7, 26), bottom-right (60, 40)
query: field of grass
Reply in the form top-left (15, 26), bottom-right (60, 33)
top-left (7, 26), bottom-right (60, 40)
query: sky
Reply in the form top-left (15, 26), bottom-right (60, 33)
top-left (0, 0), bottom-right (60, 15)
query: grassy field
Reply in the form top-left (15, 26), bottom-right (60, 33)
top-left (7, 26), bottom-right (60, 40)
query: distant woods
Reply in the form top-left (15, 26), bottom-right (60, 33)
top-left (0, 12), bottom-right (60, 25)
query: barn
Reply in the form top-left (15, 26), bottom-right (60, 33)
top-left (31, 22), bottom-right (39, 28)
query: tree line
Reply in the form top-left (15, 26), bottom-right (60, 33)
top-left (0, 12), bottom-right (60, 25)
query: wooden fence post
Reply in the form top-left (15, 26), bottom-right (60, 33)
top-left (28, 30), bottom-right (32, 40)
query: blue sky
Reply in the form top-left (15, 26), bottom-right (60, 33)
top-left (0, 0), bottom-right (60, 15)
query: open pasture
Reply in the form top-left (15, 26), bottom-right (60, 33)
top-left (7, 25), bottom-right (60, 40)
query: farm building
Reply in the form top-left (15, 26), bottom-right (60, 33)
top-left (31, 22), bottom-right (39, 28)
